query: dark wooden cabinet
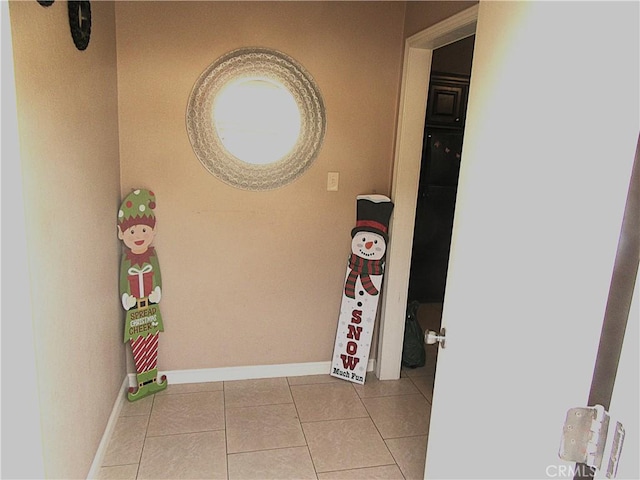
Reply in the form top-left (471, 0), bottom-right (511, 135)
top-left (409, 185), bottom-right (457, 302)
top-left (425, 73), bottom-right (470, 128)
top-left (409, 130), bottom-right (463, 302)
top-left (409, 72), bottom-right (470, 303)
top-left (418, 130), bottom-right (463, 188)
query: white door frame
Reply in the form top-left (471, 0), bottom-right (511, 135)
top-left (376, 5), bottom-right (479, 380)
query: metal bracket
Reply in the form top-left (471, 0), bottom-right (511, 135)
top-left (559, 405), bottom-right (625, 478)
top-left (606, 422), bottom-right (625, 479)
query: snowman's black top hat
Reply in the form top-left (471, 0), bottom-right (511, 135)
top-left (351, 195), bottom-right (394, 242)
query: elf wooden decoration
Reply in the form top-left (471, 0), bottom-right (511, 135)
top-left (330, 194), bottom-right (394, 384)
top-left (117, 189), bottom-right (168, 401)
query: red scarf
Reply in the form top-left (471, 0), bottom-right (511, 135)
top-left (344, 254), bottom-right (384, 299)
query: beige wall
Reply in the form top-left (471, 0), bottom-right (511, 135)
top-left (403, 0), bottom-right (477, 38)
top-left (8, 1), bottom-right (122, 478)
top-left (115, 1), bottom-right (406, 370)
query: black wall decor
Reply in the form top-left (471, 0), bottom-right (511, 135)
top-left (68, 1), bottom-right (91, 51)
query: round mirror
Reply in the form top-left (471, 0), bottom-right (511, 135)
top-left (212, 77), bottom-right (302, 165)
top-left (187, 48), bottom-right (326, 190)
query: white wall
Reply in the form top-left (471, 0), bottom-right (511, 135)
top-left (1, 3), bottom-right (45, 477)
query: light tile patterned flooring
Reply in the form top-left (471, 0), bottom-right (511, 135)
top-left (96, 346), bottom-right (438, 480)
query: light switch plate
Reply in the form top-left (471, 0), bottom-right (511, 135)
top-left (327, 172), bottom-right (339, 191)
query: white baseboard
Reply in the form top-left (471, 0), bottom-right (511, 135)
top-left (86, 376), bottom-right (128, 480)
top-left (126, 359), bottom-right (376, 386)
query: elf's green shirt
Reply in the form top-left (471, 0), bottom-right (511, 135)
top-left (120, 247), bottom-right (164, 343)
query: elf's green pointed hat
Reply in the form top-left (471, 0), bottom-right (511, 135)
top-left (118, 189), bottom-right (157, 231)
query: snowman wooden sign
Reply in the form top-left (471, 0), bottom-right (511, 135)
top-left (117, 189), bottom-right (168, 401)
top-left (330, 194), bottom-right (394, 384)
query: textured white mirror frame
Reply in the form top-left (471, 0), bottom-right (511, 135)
top-left (186, 48), bottom-right (326, 191)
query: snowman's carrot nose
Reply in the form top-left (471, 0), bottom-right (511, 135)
top-left (365, 241), bottom-right (374, 249)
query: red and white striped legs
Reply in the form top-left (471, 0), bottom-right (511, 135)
top-left (130, 333), bottom-right (159, 374)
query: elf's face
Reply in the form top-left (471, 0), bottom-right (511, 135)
top-left (351, 231), bottom-right (386, 260)
top-left (118, 224), bottom-right (156, 254)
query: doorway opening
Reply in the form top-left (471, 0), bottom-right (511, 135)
top-left (407, 35), bottom-right (475, 347)
top-left (375, 4), bottom-right (477, 381)
top-left (375, 5), bottom-right (479, 380)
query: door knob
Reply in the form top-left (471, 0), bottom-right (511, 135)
top-left (425, 327), bottom-right (446, 348)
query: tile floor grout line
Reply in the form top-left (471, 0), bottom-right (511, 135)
top-left (224, 400), bottom-right (295, 410)
top-left (348, 381), bottom-right (402, 477)
top-left (135, 395), bottom-right (154, 479)
top-left (298, 413), bottom-right (372, 425)
top-left (406, 375), bottom-right (435, 405)
top-left (357, 390), bottom-right (432, 400)
top-left (362, 390), bottom-right (429, 478)
top-left (287, 376), bottom-right (320, 479)
top-left (315, 459), bottom-right (400, 476)
top-left (144, 427), bottom-right (227, 438)
top-left (226, 444), bottom-right (313, 456)
top-left (382, 440), bottom-right (410, 480)
top-left (222, 380), bottom-right (230, 480)
top-left (358, 393), bottom-right (398, 454)
top-left (384, 432), bottom-right (431, 440)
